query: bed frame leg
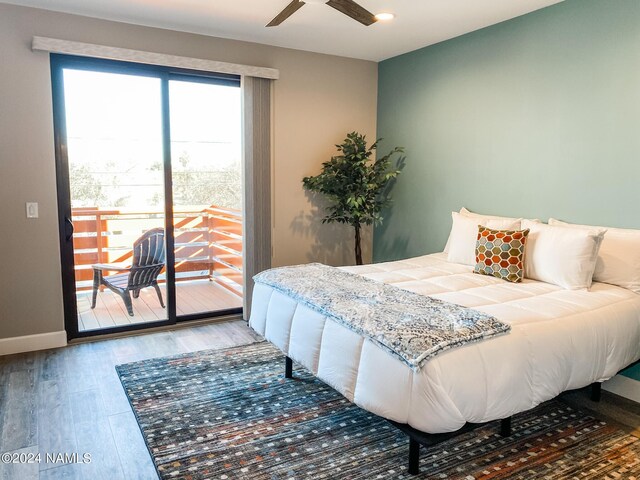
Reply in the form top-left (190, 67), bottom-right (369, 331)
top-left (285, 356), bottom-right (293, 379)
top-left (591, 382), bottom-right (602, 402)
top-left (408, 437), bottom-right (420, 475)
top-left (500, 417), bottom-right (512, 437)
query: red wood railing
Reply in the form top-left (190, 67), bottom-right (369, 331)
top-left (71, 205), bottom-right (243, 296)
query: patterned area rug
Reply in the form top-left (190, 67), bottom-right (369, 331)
top-left (116, 342), bottom-right (640, 479)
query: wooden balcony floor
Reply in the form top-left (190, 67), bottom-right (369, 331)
top-left (76, 280), bottom-right (242, 332)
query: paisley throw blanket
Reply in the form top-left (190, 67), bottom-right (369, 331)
top-left (254, 263), bottom-right (510, 371)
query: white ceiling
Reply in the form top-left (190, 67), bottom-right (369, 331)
top-left (3, 0), bottom-right (564, 61)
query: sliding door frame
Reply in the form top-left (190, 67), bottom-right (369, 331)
top-left (50, 53), bottom-right (242, 340)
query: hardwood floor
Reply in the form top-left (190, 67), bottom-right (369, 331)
top-left (0, 320), bottom-right (260, 480)
top-left (0, 320), bottom-right (637, 479)
top-left (76, 280), bottom-right (242, 332)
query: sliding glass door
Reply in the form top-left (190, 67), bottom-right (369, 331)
top-left (169, 79), bottom-right (243, 316)
top-left (62, 68), bottom-right (168, 329)
top-left (51, 55), bottom-right (243, 338)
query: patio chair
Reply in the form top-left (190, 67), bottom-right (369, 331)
top-left (91, 228), bottom-right (166, 316)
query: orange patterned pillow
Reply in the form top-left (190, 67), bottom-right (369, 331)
top-left (474, 226), bottom-right (530, 283)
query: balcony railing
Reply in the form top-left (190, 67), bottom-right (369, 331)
top-left (71, 205), bottom-right (243, 296)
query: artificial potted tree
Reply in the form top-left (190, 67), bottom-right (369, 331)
top-left (303, 132), bottom-right (404, 265)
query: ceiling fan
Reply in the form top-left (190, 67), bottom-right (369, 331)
top-left (267, 0), bottom-right (377, 27)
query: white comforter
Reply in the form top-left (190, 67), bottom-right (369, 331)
top-left (249, 253), bottom-right (640, 433)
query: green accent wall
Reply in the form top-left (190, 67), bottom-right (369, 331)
top-left (623, 363), bottom-right (640, 381)
top-left (376, 0), bottom-right (640, 381)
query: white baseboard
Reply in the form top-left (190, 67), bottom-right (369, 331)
top-left (0, 331), bottom-right (67, 356)
top-left (603, 374), bottom-right (640, 403)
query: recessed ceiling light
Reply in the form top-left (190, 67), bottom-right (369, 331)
top-left (374, 12), bottom-right (395, 21)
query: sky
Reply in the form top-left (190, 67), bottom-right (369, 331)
top-left (63, 68), bottom-right (241, 210)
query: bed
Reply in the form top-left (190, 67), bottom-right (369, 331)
top-left (249, 252), bottom-right (640, 471)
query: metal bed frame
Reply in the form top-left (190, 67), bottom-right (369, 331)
top-left (284, 356), bottom-right (607, 475)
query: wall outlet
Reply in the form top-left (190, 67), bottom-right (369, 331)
top-left (26, 202), bottom-right (39, 219)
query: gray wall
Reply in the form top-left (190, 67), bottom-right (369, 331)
top-left (0, 3), bottom-right (377, 341)
top-left (375, 0), bottom-right (640, 381)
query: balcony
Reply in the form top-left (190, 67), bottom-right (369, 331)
top-left (72, 205), bottom-right (243, 331)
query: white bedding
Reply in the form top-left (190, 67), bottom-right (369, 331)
top-left (249, 253), bottom-right (640, 433)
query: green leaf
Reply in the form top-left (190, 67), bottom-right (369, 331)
top-left (302, 132), bottom-right (404, 237)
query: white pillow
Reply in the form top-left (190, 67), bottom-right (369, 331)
top-left (522, 219), bottom-right (606, 290)
top-left (447, 212), bottom-right (522, 266)
top-left (549, 218), bottom-right (640, 294)
top-left (444, 208), bottom-right (522, 253)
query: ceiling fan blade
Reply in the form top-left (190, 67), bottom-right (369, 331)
top-left (266, 0), bottom-right (306, 27)
top-left (326, 0), bottom-right (376, 26)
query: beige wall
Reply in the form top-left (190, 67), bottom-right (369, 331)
top-left (0, 3), bottom-right (377, 340)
